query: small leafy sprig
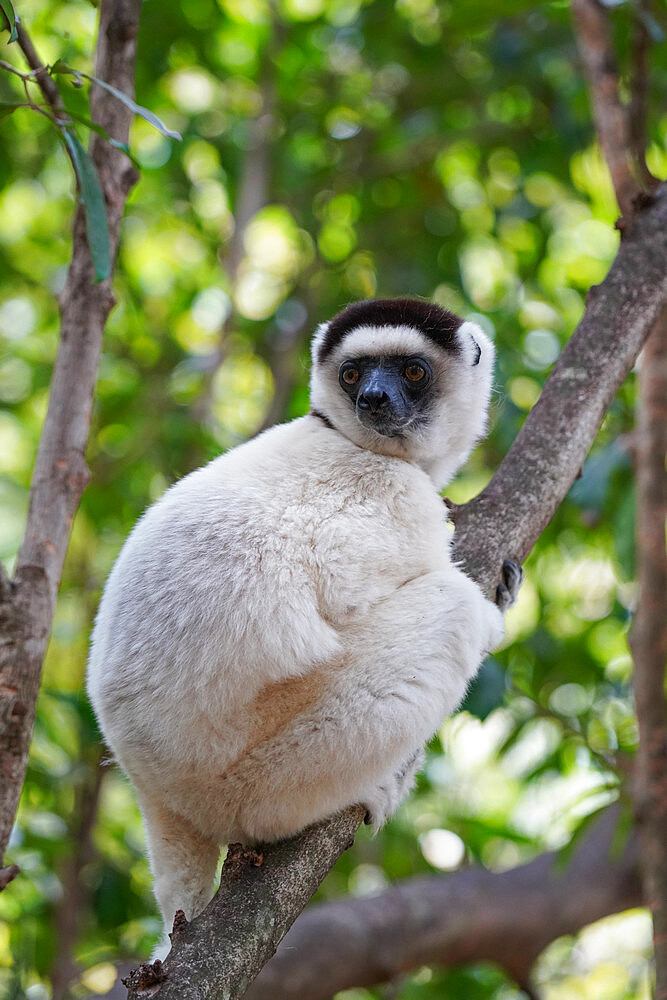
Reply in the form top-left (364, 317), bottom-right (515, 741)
top-left (0, 4), bottom-right (181, 281)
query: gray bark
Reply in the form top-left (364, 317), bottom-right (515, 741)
top-left (450, 184), bottom-right (667, 595)
top-left (247, 807), bottom-right (640, 999)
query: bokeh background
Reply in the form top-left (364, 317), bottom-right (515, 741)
top-left (0, 0), bottom-right (666, 997)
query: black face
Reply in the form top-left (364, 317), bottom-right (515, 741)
top-left (338, 354), bottom-right (434, 437)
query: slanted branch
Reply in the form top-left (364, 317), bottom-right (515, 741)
top-left (246, 807), bottom-right (640, 1000)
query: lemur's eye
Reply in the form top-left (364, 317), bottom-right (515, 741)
top-left (404, 363), bottom-right (426, 382)
top-left (341, 367), bottom-right (359, 385)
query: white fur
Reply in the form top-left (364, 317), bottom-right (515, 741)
top-left (87, 313), bottom-right (504, 953)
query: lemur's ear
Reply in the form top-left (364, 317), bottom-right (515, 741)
top-left (471, 336), bottom-right (481, 365)
top-left (311, 321), bottom-right (330, 364)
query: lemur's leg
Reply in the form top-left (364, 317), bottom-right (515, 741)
top-left (137, 790), bottom-right (220, 958)
top-left (229, 567), bottom-right (507, 842)
top-left (362, 559), bottom-right (524, 828)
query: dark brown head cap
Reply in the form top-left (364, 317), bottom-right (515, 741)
top-left (316, 298), bottom-right (464, 364)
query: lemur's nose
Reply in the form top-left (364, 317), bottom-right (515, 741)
top-left (358, 388), bottom-right (390, 412)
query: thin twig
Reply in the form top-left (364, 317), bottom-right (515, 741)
top-left (15, 21), bottom-right (63, 112)
top-left (0, 865), bottom-right (19, 891)
top-left (0, 58), bottom-right (31, 80)
top-left (1, 40), bottom-right (77, 173)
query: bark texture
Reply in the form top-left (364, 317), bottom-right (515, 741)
top-left (246, 808), bottom-right (640, 1000)
top-left (450, 185), bottom-right (667, 595)
top-left (123, 807), bottom-right (366, 1000)
top-left (629, 310), bottom-right (667, 1000)
top-left (125, 186), bottom-right (667, 1000)
top-left (0, 0), bottom-right (142, 863)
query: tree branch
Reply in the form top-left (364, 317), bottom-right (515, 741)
top-left (123, 807), bottom-right (366, 999)
top-left (246, 808), bottom-right (640, 999)
top-left (0, 0), bottom-right (142, 864)
top-left (571, 0), bottom-right (639, 216)
top-left (0, 563), bottom-right (11, 604)
top-left (571, 3), bottom-right (665, 988)
top-left (450, 185), bottom-right (667, 595)
top-left (15, 21), bottom-right (64, 113)
top-left (125, 187), bottom-right (667, 999)
top-left (629, 308), bottom-right (667, 1000)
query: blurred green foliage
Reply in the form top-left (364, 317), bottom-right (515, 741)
top-left (0, 0), bottom-right (665, 997)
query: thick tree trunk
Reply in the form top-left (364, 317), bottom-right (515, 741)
top-left (0, 0), bottom-right (142, 866)
top-left (629, 310), bottom-right (667, 999)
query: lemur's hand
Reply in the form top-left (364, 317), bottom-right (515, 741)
top-left (495, 559), bottom-right (523, 612)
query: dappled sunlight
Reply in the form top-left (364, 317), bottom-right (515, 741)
top-left (541, 552), bottom-right (621, 625)
top-left (536, 911), bottom-right (653, 1000)
top-left (428, 705), bottom-right (621, 860)
top-left (166, 68), bottom-right (219, 114)
top-left (419, 827), bottom-right (466, 871)
top-left (459, 237), bottom-right (517, 310)
top-left (234, 207), bottom-right (313, 318)
top-left (210, 352), bottom-right (274, 439)
top-left (235, 267), bottom-right (289, 319)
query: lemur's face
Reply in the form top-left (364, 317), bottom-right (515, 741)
top-left (309, 298), bottom-right (495, 488)
top-left (337, 353), bottom-right (435, 438)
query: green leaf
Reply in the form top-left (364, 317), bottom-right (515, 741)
top-left (51, 62), bottom-right (182, 140)
top-left (50, 59), bottom-right (84, 87)
top-left (62, 129), bottom-right (111, 282)
top-left (0, 100), bottom-right (23, 119)
top-left (0, 0), bottom-right (18, 42)
top-left (85, 74), bottom-right (182, 140)
top-left (58, 106), bottom-right (141, 168)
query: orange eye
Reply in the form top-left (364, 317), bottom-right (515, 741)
top-left (342, 368), bottom-right (359, 385)
top-left (405, 364), bottom-right (425, 382)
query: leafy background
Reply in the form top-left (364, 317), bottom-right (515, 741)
top-left (0, 0), bottom-right (665, 997)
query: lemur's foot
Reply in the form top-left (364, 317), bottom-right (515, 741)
top-left (363, 747), bottom-right (425, 831)
top-left (495, 559), bottom-right (523, 611)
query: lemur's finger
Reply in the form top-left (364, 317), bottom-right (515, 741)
top-left (502, 559), bottom-right (523, 602)
top-left (495, 559), bottom-right (523, 610)
top-left (495, 582), bottom-right (512, 612)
